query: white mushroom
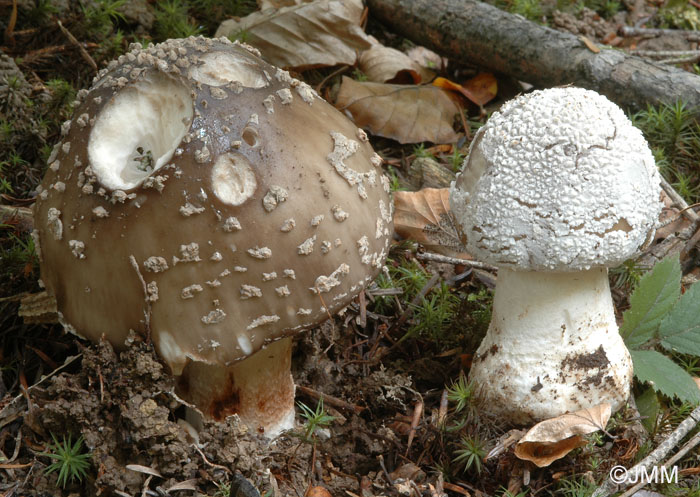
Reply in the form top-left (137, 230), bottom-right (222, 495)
top-left (449, 87), bottom-right (662, 424)
top-left (33, 37), bottom-right (393, 437)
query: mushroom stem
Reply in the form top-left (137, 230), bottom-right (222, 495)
top-left (176, 336), bottom-right (295, 437)
top-left (469, 267), bottom-right (632, 424)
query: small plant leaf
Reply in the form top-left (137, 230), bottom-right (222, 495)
top-left (658, 281), bottom-right (700, 356)
top-left (630, 349), bottom-right (700, 403)
top-left (620, 255), bottom-right (681, 349)
top-left (635, 387), bottom-right (661, 434)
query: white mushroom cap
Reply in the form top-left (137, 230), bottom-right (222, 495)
top-left (450, 87), bottom-right (661, 271)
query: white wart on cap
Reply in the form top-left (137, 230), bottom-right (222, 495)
top-left (449, 87), bottom-right (662, 424)
top-left (33, 37), bottom-right (393, 436)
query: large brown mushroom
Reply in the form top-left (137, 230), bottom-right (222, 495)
top-left (33, 37), bottom-right (393, 437)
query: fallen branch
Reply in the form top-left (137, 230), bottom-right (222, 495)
top-left (618, 430), bottom-right (700, 497)
top-left (592, 404), bottom-right (700, 497)
top-left (416, 251), bottom-right (497, 272)
top-left (621, 25), bottom-right (700, 41)
top-left (366, 0), bottom-right (700, 116)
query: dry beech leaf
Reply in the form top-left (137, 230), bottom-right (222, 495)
top-left (215, 0), bottom-right (371, 69)
top-left (336, 76), bottom-right (461, 144)
top-left (514, 403), bottom-right (611, 468)
top-left (358, 43), bottom-right (434, 84)
top-left (406, 45), bottom-right (447, 73)
top-left (694, 377), bottom-right (700, 390)
top-left (305, 486), bottom-right (333, 497)
top-left (433, 74), bottom-right (498, 107)
top-left (393, 188), bottom-right (469, 258)
top-left (656, 189), bottom-right (691, 240)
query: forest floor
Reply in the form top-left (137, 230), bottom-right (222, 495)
top-left (1, 1), bottom-right (700, 496)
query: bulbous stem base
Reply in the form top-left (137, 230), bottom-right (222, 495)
top-left (176, 336), bottom-right (295, 438)
top-left (469, 268), bottom-right (632, 425)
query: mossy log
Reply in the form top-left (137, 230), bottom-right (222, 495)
top-left (366, 0), bottom-right (700, 115)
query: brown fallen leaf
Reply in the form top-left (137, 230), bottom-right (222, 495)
top-left (358, 41), bottom-right (434, 84)
top-left (406, 45), bottom-right (447, 73)
top-left (336, 77), bottom-right (461, 144)
top-left (694, 377), bottom-right (700, 390)
top-left (393, 188), bottom-right (469, 258)
top-left (305, 486), bottom-right (332, 497)
top-left (433, 73), bottom-right (498, 107)
top-left (656, 189), bottom-right (692, 240)
top-left (514, 403), bottom-right (612, 468)
top-left (215, 0), bottom-right (371, 70)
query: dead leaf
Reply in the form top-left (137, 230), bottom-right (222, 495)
top-left (305, 487), bottom-right (332, 497)
top-left (393, 188), bottom-right (469, 258)
top-left (336, 77), bottom-right (461, 144)
top-left (656, 189), bottom-right (692, 240)
top-left (514, 403), bottom-right (611, 468)
top-left (514, 435), bottom-right (588, 468)
top-left (358, 43), bottom-right (433, 84)
top-left (433, 74), bottom-right (498, 107)
top-left (215, 0), bottom-right (371, 69)
top-left (694, 377), bottom-right (700, 390)
top-left (406, 45), bottom-right (447, 73)
top-left (579, 35), bottom-right (601, 53)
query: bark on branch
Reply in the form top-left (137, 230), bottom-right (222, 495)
top-left (366, 0), bottom-right (700, 115)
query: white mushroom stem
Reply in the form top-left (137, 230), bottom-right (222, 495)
top-left (469, 267), bottom-right (633, 425)
top-left (177, 337), bottom-right (295, 438)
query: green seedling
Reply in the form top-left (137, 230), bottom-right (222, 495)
top-left (453, 435), bottom-right (486, 475)
top-left (41, 434), bottom-right (91, 489)
top-left (297, 398), bottom-right (336, 443)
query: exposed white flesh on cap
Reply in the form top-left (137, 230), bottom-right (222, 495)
top-left (469, 268), bottom-right (633, 424)
top-left (88, 72), bottom-right (193, 190)
top-left (34, 37), bottom-right (393, 438)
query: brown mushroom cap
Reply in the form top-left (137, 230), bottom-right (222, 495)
top-left (33, 37), bottom-right (392, 377)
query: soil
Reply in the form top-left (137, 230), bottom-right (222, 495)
top-left (1, 316), bottom-right (456, 496)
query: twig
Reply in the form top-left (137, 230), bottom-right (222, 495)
top-left (620, 25), bottom-right (700, 40)
top-left (191, 444), bottom-right (230, 473)
top-left (377, 454), bottom-right (394, 485)
top-left (631, 50), bottom-right (700, 58)
top-left (660, 55), bottom-right (700, 65)
top-left (56, 20), bottom-right (97, 73)
top-left (592, 404), bottom-right (700, 497)
top-left (683, 226), bottom-right (700, 255)
top-left (365, 287), bottom-right (404, 297)
top-left (0, 354), bottom-right (82, 422)
top-left (296, 385), bottom-right (364, 414)
top-left (416, 251), bottom-right (497, 272)
top-left (4, 0), bottom-right (17, 45)
top-left (660, 176), bottom-right (699, 224)
top-left (618, 430), bottom-right (700, 497)
top-left (0, 205), bottom-right (33, 232)
top-left (406, 399), bottom-right (423, 455)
